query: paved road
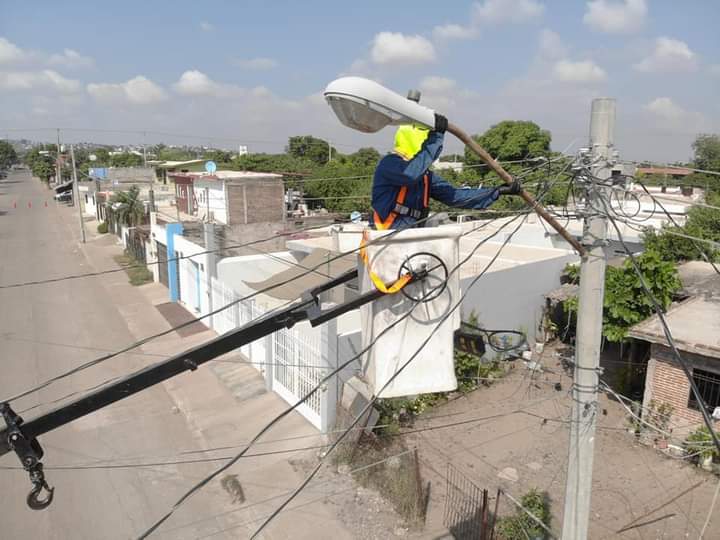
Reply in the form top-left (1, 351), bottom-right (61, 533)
top-left (0, 171), bottom-right (235, 539)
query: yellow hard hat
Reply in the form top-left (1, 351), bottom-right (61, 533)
top-left (394, 124), bottom-right (429, 160)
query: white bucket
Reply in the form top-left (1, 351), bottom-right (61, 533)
top-left (359, 226), bottom-right (461, 398)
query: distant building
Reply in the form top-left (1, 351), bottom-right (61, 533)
top-left (168, 170), bottom-right (284, 225)
top-left (636, 166), bottom-right (693, 180)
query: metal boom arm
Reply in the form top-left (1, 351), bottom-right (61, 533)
top-left (0, 268), bottom-right (398, 509)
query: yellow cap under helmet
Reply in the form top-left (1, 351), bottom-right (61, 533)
top-left (394, 124), bottom-right (429, 160)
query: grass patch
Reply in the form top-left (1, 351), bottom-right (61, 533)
top-left (334, 436), bottom-right (426, 527)
top-left (114, 253), bottom-right (153, 286)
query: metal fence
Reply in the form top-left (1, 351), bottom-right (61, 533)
top-left (444, 463), bottom-right (498, 540)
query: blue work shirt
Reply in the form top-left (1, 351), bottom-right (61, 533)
top-left (372, 131), bottom-right (500, 229)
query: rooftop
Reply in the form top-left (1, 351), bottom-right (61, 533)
top-left (169, 170), bottom-right (282, 182)
top-left (637, 166), bottom-right (693, 176)
top-left (677, 261), bottom-right (720, 298)
top-left (628, 296), bottom-right (720, 359)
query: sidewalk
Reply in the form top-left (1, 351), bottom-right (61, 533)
top-left (62, 211), bottom-right (354, 539)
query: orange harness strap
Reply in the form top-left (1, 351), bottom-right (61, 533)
top-left (359, 230), bottom-right (412, 294)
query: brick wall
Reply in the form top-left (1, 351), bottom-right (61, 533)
top-left (226, 180), bottom-right (284, 225)
top-left (643, 343), bottom-right (720, 434)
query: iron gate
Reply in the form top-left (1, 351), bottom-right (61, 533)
top-left (156, 241), bottom-right (168, 287)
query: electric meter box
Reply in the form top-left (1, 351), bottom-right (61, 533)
top-left (359, 226), bottom-right (462, 398)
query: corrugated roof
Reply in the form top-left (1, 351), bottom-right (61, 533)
top-left (243, 248), bottom-right (356, 300)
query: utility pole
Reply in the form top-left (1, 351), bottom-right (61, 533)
top-left (56, 128), bottom-right (62, 185)
top-left (70, 145), bottom-right (87, 244)
top-left (142, 131), bottom-right (148, 167)
top-left (561, 98), bottom-right (616, 540)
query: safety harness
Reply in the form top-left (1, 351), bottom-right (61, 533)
top-left (359, 230), bottom-right (412, 294)
top-left (373, 173), bottom-right (430, 230)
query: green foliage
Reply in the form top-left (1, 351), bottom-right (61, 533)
top-left (152, 144), bottom-right (195, 161)
top-left (692, 134), bottom-right (720, 173)
top-left (109, 152), bottom-right (143, 167)
top-left (644, 400), bottom-right (674, 434)
top-left (496, 488), bottom-right (551, 540)
top-left (562, 263), bottom-right (580, 284)
top-left (565, 250), bottom-right (681, 342)
top-left (114, 253), bottom-right (153, 286)
top-left (684, 426), bottom-right (719, 461)
top-left (304, 159), bottom-right (374, 213)
top-left (465, 120), bottom-right (551, 167)
top-left (642, 191), bottom-right (720, 263)
top-left (347, 147), bottom-right (381, 167)
top-left (0, 140), bottom-right (18, 169)
top-left (110, 186), bottom-right (146, 227)
top-left (287, 135), bottom-right (334, 165)
top-left (24, 146), bottom-right (57, 183)
top-left (203, 149), bottom-right (233, 164)
top-left (97, 222), bottom-right (108, 234)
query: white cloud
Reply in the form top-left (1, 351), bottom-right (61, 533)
top-left (87, 76), bottom-right (167, 105)
top-left (420, 76), bottom-right (457, 93)
top-left (583, 0), bottom-right (647, 34)
top-left (48, 48), bottom-right (94, 69)
top-left (553, 60), bottom-right (606, 82)
top-left (173, 69), bottom-right (243, 98)
top-left (0, 69), bottom-right (80, 93)
top-left (432, 24), bottom-right (478, 41)
top-left (370, 32), bottom-right (436, 66)
top-left (634, 37), bottom-right (698, 73)
top-left (199, 21), bottom-right (213, 32)
top-left (0, 37), bottom-right (25, 64)
top-left (644, 97), bottom-right (686, 121)
top-left (234, 57), bottom-right (277, 70)
top-left (472, 0), bottom-right (545, 24)
top-left (539, 29), bottom-right (567, 59)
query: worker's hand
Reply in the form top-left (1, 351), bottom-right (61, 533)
top-left (433, 113), bottom-right (448, 134)
top-left (497, 178), bottom-right (522, 196)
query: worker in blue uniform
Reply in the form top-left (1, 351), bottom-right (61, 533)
top-left (371, 114), bottom-right (521, 230)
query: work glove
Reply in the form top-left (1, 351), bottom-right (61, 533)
top-left (497, 178), bottom-right (522, 196)
top-left (434, 113), bottom-right (448, 134)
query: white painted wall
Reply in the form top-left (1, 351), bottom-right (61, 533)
top-left (194, 179), bottom-right (227, 224)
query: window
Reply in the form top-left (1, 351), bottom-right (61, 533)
top-left (688, 368), bottom-right (720, 412)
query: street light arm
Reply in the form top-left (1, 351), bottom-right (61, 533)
top-left (446, 122), bottom-right (586, 256)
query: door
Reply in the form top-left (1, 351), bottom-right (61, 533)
top-left (156, 241), bottom-right (168, 287)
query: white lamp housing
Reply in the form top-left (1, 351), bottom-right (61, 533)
top-left (324, 76), bottom-right (436, 133)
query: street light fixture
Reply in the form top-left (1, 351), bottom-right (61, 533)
top-left (324, 77), bottom-right (435, 133)
top-left (322, 76), bottom-right (585, 254)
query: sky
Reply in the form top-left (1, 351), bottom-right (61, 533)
top-left (0, 0), bottom-right (718, 162)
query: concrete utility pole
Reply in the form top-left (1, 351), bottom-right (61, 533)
top-left (56, 128), bottom-right (62, 185)
top-left (561, 98), bottom-right (616, 540)
top-left (70, 145), bottom-right (87, 244)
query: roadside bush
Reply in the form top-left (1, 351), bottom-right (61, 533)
top-left (496, 488), bottom-right (551, 540)
top-left (97, 222), bottom-right (108, 234)
top-left (684, 426), bottom-right (719, 463)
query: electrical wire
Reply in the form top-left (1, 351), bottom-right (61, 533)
top-left (594, 189), bottom-right (720, 456)
top-left (246, 212), bottom-right (533, 539)
top-left (137, 210), bottom-right (532, 539)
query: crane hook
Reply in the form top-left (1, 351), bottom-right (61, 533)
top-left (26, 464), bottom-right (54, 510)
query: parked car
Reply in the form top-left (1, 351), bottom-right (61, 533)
top-left (54, 191), bottom-right (72, 202)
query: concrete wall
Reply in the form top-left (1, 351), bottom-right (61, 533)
top-left (194, 179), bottom-right (228, 224)
top-left (459, 248), bottom-right (578, 346)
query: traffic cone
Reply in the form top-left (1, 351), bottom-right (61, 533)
top-left (13, 201), bottom-right (16, 208)
top-left (45, 201), bottom-right (48, 207)
top-left (28, 202), bottom-right (32, 208)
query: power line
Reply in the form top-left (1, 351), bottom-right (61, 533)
top-left (137, 209), bottom-right (532, 539)
top-left (247, 213), bottom-right (533, 539)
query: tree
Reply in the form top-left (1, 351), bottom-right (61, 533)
top-left (565, 249), bottom-right (681, 342)
top-left (110, 186), bottom-right (146, 227)
top-left (110, 152), bottom-right (143, 167)
top-left (348, 147), bottom-right (381, 167)
top-left (692, 134), bottom-right (720, 173)
top-left (465, 120), bottom-right (551, 167)
top-left (0, 140), bottom-right (18, 169)
top-left (24, 147), bottom-right (56, 183)
top-left (203, 149), bottom-right (233, 164)
top-left (287, 135), bottom-right (334, 165)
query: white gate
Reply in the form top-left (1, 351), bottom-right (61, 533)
top-left (272, 324), bottom-right (324, 430)
top-left (211, 277), bottom-right (239, 335)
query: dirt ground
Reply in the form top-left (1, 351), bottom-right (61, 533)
top-left (312, 345), bottom-right (720, 539)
